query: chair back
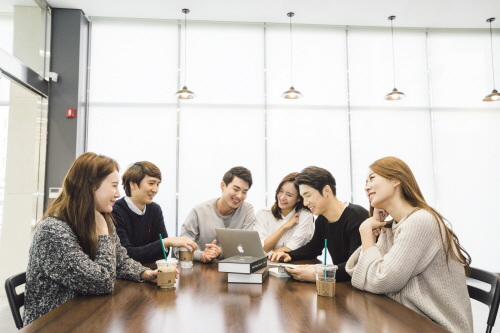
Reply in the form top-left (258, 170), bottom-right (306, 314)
top-left (4, 271), bottom-right (26, 329)
top-left (467, 267), bottom-right (500, 333)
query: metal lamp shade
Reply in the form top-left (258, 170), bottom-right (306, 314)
top-left (281, 87), bottom-right (303, 99)
top-left (483, 89), bottom-right (500, 102)
top-left (385, 88), bottom-right (406, 100)
top-left (174, 86), bottom-right (196, 99)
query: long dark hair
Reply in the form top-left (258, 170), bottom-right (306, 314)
top-left (271, 172), bottom-right (309, 219)
top-left (370, 156), bottom-right (471, 274)
top-left (39, 152), bottom-right (119, 260)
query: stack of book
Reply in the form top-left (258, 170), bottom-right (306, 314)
top-left (218, 255), bottom-right (268, 284)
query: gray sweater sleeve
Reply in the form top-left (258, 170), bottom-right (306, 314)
top-left (36, 222), bottom-right (117, 295)
top-left (179, 208), bottom-right (203, 261)
top-left (113, 229), bottom-right (150, 282)
top-left (241, 203), bottom-right (256, 230)
top-left (23, 218), bottom-right (151, 326)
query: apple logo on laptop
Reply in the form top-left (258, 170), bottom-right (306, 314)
top-left (238, 244), bottom-right (244, 253)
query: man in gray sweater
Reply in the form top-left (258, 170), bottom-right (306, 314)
top-left (178, 166), bottom-right (256, 263)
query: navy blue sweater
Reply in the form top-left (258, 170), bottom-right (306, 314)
top-left (287, 203), bottom-right (368, 282)
top-left (112, 197), bottom-right (169, 264)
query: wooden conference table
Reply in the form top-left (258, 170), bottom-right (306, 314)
top-left (20, 260), bottom-right (449, 333)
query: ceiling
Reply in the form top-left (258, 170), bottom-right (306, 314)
top-left (2, 0), bottom-right (500, 29)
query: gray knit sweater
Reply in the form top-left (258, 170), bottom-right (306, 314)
top-left (23, 217), bottom-right (149, 326)
top-left (345, 209), bottom-right (473, 333)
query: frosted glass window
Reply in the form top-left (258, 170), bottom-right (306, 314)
top-left (87, 105), bottom-right (178, 235)
top-left (90, 18), bottom-right (178, 103)
top-left (0, 13), bottom-right (13, 54)
top-left (177, 106), bottom-right (265, 229)
top-left (348, 27), bottom-right (429, 108)
top-left (89, 18), bottom-right (179, 235)
top-left (433, 110), bottom-right (500, 272)
top-left (184, 22), bottom-right (264, 105)
top-left (350, 109), bottom-right (435, 207)
top-left (429, 29), bottom-right (500, 108)
top-left (266, 24), bottom-right (348, 107)
top-left (266, 108), bottom-right (352, 205)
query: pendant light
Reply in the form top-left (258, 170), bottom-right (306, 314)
top-left (385, 16), bottom-right (406, 100)
top-left (282, 12), bottom-right (302, 99)
top-left (175, 9), bottom-right (196, 99)
top-left (483, 18), bottom-right (499, 102)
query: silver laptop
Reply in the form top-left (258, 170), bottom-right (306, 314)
top-left (215, 228), bottom-right (267, 259)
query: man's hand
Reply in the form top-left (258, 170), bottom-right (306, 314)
top-left (164, 237), bottom-right (198, 252)
top-left (200, 240), bottom-right (220, 263)
top-left (285, 265), bottom-right (315, 282)
top-left (268, 251), bottom-right (292, 262)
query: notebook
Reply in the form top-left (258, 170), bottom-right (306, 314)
top-left (215, 228), bottom-right (267, 259)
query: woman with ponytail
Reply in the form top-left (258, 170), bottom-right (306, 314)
top-left (346, 157), bottom-right (472, 333)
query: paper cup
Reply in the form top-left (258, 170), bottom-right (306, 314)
top-left (314, 264), bottom-right (337, 297)
top-left (179, 247), bottom-right (194, 269)
top-left (156, 259), bottom-right (177, 289)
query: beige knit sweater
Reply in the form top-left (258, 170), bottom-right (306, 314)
top-left (345, 209), bottom-right (473, 333)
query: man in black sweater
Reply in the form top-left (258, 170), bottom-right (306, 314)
top-left (268, 166), bottom-right (368, 282)
top-left (113, 161), bottom-right (197, 264)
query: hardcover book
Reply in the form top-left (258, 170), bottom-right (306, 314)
top-left (218, 255), bottom-right (267, 273)
top-left (227, 266), bottom-right (269, 284)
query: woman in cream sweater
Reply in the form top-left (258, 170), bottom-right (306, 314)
top-left (346, 157), bottom-right (473, 333)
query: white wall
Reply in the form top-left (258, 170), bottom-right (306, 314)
top-left (88, 19), bottom-right (500, 272)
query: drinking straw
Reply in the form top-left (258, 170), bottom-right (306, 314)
top-left (324, 239), bottom-right (327, 280)
top-left (159, 234), bottom-right (167, 260)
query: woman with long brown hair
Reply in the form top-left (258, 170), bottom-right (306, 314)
top-left (346, 157), bottom-right (472, 332)
top-left (23, 152), bottom-right (159, 326)
top-left (254, 172), bottom-right (313, 253)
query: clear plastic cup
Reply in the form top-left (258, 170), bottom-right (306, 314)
top-left (314, 264), bottom-right (338, 297)
top-left (156, 259), bottom-right (177, 289)
top-left (178, 247), bottom-right (194, 269)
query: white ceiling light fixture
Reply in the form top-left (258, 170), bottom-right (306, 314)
top-left (175, 8), bottom-right (196, 99)
top-left (483, 17), bottom-right (499, 102)
top-left (385, 15), bottom-right (406, 100)
top-left (282, 12), bottom-right (302, 99)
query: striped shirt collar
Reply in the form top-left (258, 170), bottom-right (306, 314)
top-left (124, 196), bottom-right (147, 215)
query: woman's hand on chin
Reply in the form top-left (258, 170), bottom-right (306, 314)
top-left (95, 211), bottom-right (109, 236)
top-left (359, 216), bottom-right (387, 251)
top-left (373, 208), bottom-right (388, 222)
top-left (360, 217), bottom-right (387, 235)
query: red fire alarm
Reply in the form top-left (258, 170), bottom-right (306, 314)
top-left (66, 108), bottom-right (77, 118)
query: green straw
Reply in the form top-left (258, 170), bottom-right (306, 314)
top-left (324, 239), bottom-right (327, 280)
top-left (323, 239), bottom-right (327, 265)
top-left (159, 234), bottom-right (167, 260)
